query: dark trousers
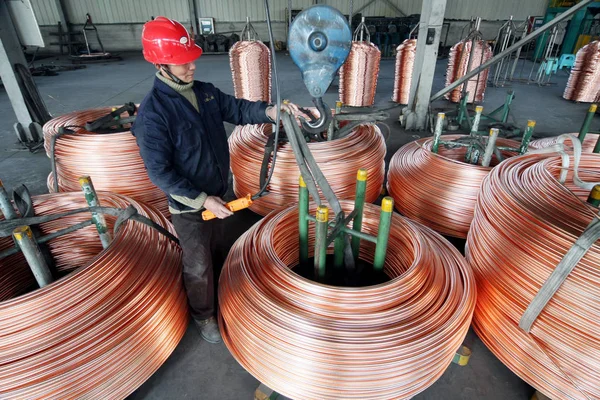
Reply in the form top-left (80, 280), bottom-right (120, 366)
top-left (171, 211), bottom-right (228, 322)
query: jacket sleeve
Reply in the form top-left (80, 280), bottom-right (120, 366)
top-left (212, 84), bottom-right (272, 126)
top-left (135, 113), bottom-right (203, 200)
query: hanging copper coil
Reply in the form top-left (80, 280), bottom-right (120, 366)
top-left (386, 135), bottom-right (522, 238)
top-left (563, 41), bottom-right (600, 102)
top-left (43, 108), bottom-right (169, 216)
top-left (392, 39), bottom-right (417, 105)
top-left (445, 40), bottom-right (493, 103)
top-left (229, 122), bottom-right (386, 216)
top-left (229, 40), bottom-right (272, 102)
top-left (466, 151), bottom-right (600, 400)
top-left (0, 192), bottom-right (187, 399)
top-left (339, 41), bottom-right (381, 107)
top-left (219, 200), bottom-right (476, 400)
top-left (531, 132), bottom-right (599, 153)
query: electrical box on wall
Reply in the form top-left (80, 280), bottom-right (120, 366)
top-left (198, 17), bottom-right (215, 35)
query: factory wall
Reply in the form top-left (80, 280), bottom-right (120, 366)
top-left (31, 0), bottom-right (549, 53)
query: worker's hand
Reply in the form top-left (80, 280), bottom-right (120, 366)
top-left (203, 196), bottom-right (233, 219)
top-left (266, 101), bottom-right (307, 121)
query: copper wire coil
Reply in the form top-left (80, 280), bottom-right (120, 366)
top-left (43, 108), bottom-right (169, 216)
top-left (229, 40), bottom-right (272, 102)
top-left (445, 40), bottom-right (493, 103)
top-left (219, 200), bottom-right (476, 400)
top-left (466, 151), bottom-right (600, 399)
top-left (392, 39), bottom-right (417, 105)
top-left (0, 192), bottom-right (187, 399)
top-left (386, 135), bottom-right (521, 238)
top-left (339, 42), bottom-right (381, 107)
top-left (531, 132), bottom-right (599, 153)
top-left (563, 41), bottom-right (600, 102)
top-left (229, 122), bottom-right (386, 215)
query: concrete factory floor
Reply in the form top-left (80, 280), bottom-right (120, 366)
top-left (0, 51), bottom-right (598, 400)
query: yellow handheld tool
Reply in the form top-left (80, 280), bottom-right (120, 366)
top-left (202, 194), bottom-right (253, 221)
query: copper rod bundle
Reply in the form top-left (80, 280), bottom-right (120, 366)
top-left (531, 132), bottom-right (599, 153)
top-left (219, 200), bottom-right (476, 400)
top-left (563, 41), bottom-right (600, 102)
top-left (445, 40), bottom-right (493, 103)
top-left (386, 135), bottom-right (521, 238)
top-left (0, 192), bottom-right (187, 399)
top-left (229, 122), bottom-right (386, 215)
top-left (392, 39), bottom-right (417, 105)
top-left (339, 42), bottom-right (381, 106)
top-left (229, 40), bottom-right (272, 102)
top-left (466, 151), bottom-right (600, 400)
top-left (43, 108), bottom-right (169, 216)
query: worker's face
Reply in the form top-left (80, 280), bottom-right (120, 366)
top-left (159, 62), bottom-right (196, 83)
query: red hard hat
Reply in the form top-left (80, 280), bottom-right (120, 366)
top-left (142, 16), bottom-right (202, 65)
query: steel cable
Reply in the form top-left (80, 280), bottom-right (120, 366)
top-left (43, 108), bottom-right (169, 216)
top-left (219, 200), bottom-right (476, 400)
top-left (229, 122), bottom-right (386, 215)
top-left (229, 40), bottom-right (272, 102)
top-left (387, 135), bottom-right (521, 238)
top-left (531, 132), bottom-right (599, 153)
top-left (392, 39), bottom-right (417, 105)
top-left (339, 42), bottom-right (381, 107)
top-left (0, 192), bottom-right (187, 399)
top-left (466, 151), bottom-right (600, 400)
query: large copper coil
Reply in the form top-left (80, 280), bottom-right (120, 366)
top-left (445, 40), bottom-right (493, 103)
top-left (386, 135), bottom-right (521, 238)
top-left (0, 192), bottom-right (187, 399)
top-left (392, 39), bottom-right (417, 105)
top-left (43, 108), bottom-right (168, 216)
top-left (563, 41), bottom-right (600, 102)
top-left (219, 200), bottom-right (476, 400)
top-left (229, 40), bottom-right (272, 102)
top-left (339, 41), bottom-right (381, 107)
top-left (466, 151), bottom-right (600, 399)
top-left (229, 122), bottom-right (386, 215)
top-left (531, 132), bottom-right (599, 153)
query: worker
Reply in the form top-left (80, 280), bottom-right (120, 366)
top-left (132, 16), bottom-right (302, 344)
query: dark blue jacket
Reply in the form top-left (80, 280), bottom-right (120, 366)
top-left (132, 77), bottom-right (271, 212)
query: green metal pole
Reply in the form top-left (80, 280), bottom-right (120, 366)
top-left (298, 175), bottom-right (309, 266)
top-left (373, 197), bottom-right (393, 272)
top-left (594, 134), bottom-right (600, 154)
top-left (314, 206), bottom-right (329, 280)
top-left (457, 95), bottom-right (468, 126)
top-left (333, 233), bottom-right (345, 269)
top-left (79, 176), bottom-right (111, 249)
top-left (588, 184), bottom-right (600, 207)
top-left (501, 91), bottom-right (514, 123)
top-left (579, 104), bottom-right (597, 143)
top-left (0, 179), bottom-right (17, 220)
top-left (351, 169), bottom-right (367, 260)
top-left (466, 106), bottom-right (483, 163)
top-left (13, 225), bottom-right (53, 287)
top-left (519, 120), bottom-right (536, 155)
top-left (432, 113), bottom-right (445, 154)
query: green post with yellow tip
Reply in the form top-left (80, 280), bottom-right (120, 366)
top-left (519, 120), bottom-right (536, 155)
top-left (13, 225), bottom-right (53, 287)
top-left (373, 197), bottom-right (394, 272)
top-left (314, 206), bottom-right (329, 279)
top-left (351, 169), bottom-right (368, 260)
top-left (79, 176), bottom-right (111, 249)
top-left (588, 185), bottom-right (600, 207)
top-left (579, 104), bottom-right (597, 143)
top-left (298, 175), bottom-right (309, 265)
top-left (432, 113), bottom-right (445, 154)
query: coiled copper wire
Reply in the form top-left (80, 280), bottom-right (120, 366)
top-left (445, 40), bottom-right (493, 103)
top-left (531, 132), bottom-right (599, 153)
top-left (392, 39), bottom-right (417, 105)
top-left (563, 41), bottom-right (600, 102)
top-left (386, 135), bottom-right (521, 238)
top-left (229, 40), bottom-right (272, 102)
top-left (229, 122), bottom-right (386, 215)
top-left (466, 151), bottom-right (600, 400)
top-left (219, 200), bottom-right (476, 400)
top-left (0, 192), bottom-right (187, 399)
top-left (339, 42), bottom-right (381, 107)
top-left (43, 108), bottom-right (169, 216)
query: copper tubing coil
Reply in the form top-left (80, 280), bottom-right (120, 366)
top-left (386, 135), bottom-right (521, 238)
top-left (392, 39), bottom-right (417, 105)
top-left (445, 40), bottom-right (493, 103)
top-left (43, 108), bottom-right (169, 216)
top-left (339, 41), bottom-right (381, 107)
top-left (219, 200), bottom-right (476, 400)
top-left (564, 41), bottom-right (600, 102)
top-left (229, 122), bottom-right (386, 215)
top-left (466, 152), bottom-right (600, 400)
top-left (229, 40), bottom-right (272, 102)
top-left (531, 132), bottom-right (599, 153)
top-left (0, 192), bottom-right (187, 399)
